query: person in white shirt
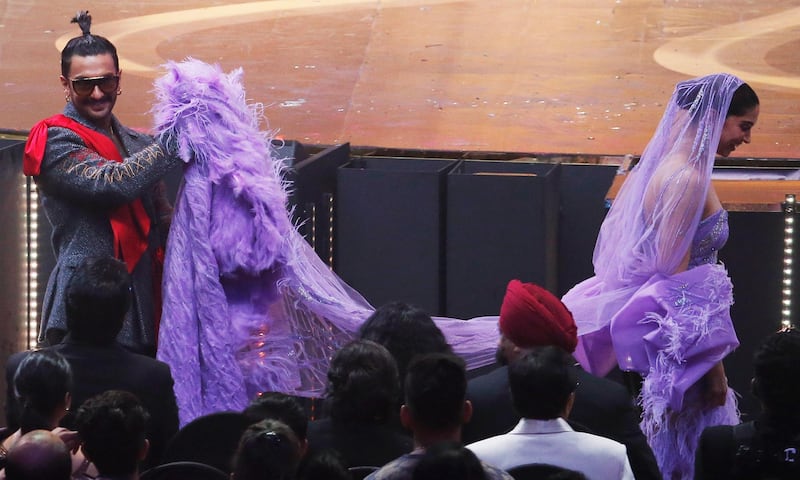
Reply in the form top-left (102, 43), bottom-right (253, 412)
top-left (466, 346), bottom-right (634, 480)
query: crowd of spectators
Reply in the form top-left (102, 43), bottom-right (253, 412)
top-left (1, 260), bottom-right (794, 480)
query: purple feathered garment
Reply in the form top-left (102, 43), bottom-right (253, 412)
top-left (151, 59), bottom-right (498, 426)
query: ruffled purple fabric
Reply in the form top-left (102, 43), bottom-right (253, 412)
top-left (150, 58), bottom-right (498, 426)
top-left (613, 264), bottom-right (738, 478)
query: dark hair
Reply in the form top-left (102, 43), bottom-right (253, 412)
top-left (404, 353), bottom-right (467, 430)
top-left (65, 256), bottom-right (131, 344)
top-left (676, 76), bottom-right (759, 118)
top-left (74, 390), bottom-right (150, 476)
top-left (508, 346), bottom-right (578, 420)
top-left (727, 83), bottom-right (759, 117)
top-left (243, 392), bottom-right (309, 441)
top-left (359, 302), bottom-right (452, 386)
top-left (13, 350), bottom-right (73, 434)
top-left (60, 11), bottom-right (119, 77)
top-left (325, 339), bottom-right (400, 423)
top-left (752, 327), bottom-right (800, 425)
top-left (232, 419), bottom-right (302, 480)
top-left (412, 441), bottom-right (487, 480)
top-left (296, 449), bottom-right (350, 480)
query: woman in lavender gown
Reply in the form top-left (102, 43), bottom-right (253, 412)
top-left (561, 73), bottom-right (760, 479)
top-left (149, 59), bottom-right (498, 428)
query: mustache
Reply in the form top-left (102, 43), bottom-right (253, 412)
top-left (85, 96), bottom-right (112, 105)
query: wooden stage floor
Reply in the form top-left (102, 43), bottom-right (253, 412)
top-left (1, 0), bottom-right (799, 159)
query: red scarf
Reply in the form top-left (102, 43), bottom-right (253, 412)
top-left (24, 114), bottom-right (151, 274)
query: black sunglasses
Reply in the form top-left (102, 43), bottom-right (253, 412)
top-left (69, 74), bottom-right (120, 96)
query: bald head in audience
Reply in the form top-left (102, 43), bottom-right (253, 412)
top-left (4, 429), bottom-right (71, 480)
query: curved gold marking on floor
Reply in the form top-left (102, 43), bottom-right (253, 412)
top-left (654, 7), bottom-right (800, 89)
top-left (55, 0), bottom-right (456, 77)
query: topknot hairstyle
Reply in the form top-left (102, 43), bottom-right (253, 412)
top-left (60, 10), bottom-right (119, 77)
top-left (72, 10), bottom-right (92, 35)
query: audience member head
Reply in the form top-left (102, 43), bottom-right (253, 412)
top-left (13, 350), bottom-right (73, 433)
top-left (359, 301), bottom-right (452, 384)
top-left (4, 430), bottom-right (71, 480)
top-left (497, 280), bottom-right (577, 365)
top-left (402, 353), bottom-right (470, 435)
top-left (60, 11), bottom-right (119, 79)
top-left (296, 449), bottom-right (351, 480)
top-left (325, 339), bottom-right (400, 423)
top-left (231, 418), bottom-right (302, 480)
top-left (751, 327), bottom-right (800, 425)
top-left (74, 390), bottom-right (150, 477)
top-left (244, 392), bottom-right (309, 450)
top-left (508, 346), bottom-right (579, 420)
top-left (65, 255), bottom-right (132, 345)
top-left (412, 441), bottom-right (487, 480)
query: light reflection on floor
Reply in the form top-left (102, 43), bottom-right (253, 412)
top-left (1, 0), bottom-right (799, 158)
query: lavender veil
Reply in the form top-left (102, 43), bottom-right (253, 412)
top-left (561, 73), bottom-right (744, 479)
top-left (150, 59), bottom-right (497, 427)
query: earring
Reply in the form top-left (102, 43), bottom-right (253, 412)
top-left (116, 90), bottom-right (122, 95)
top-left (65, 95), bottom-right (71, 103)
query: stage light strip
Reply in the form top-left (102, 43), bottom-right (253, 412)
top-left (25, 178), bottom-right (40, 350)
top-left (326, 193), bottom-right (334, 270)
top-left (782, 194), bottom-right (795, 329)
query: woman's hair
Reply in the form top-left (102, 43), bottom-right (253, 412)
top-left (324, 339), bottom-right (400, 423)
top-left (231, 419), bottom-right (302, 480)
top-left (676, 77), bottom-right (758, 118)
top-left (60, 10), bottom-right (119, 77)
top-left (13, 350), bottom-right (73, 433)
top-left (727, 83), bottom-right (759, 117)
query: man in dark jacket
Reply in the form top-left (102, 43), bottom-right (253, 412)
top-left (462, 279), bottom-right (661, 480)
top-left (5, 256), bottom-right (179, 470)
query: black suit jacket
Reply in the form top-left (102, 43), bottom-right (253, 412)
top-left (4, 338), bottom-right (179, 469)
top-left (463, 364), bottom-right (661, 480)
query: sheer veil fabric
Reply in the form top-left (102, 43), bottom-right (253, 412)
top-left (562, 73), bottom-right (744, 479)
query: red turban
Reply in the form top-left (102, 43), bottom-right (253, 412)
top-left (498, 279), bottom-right (578, 353)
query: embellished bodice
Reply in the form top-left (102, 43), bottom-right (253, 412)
top-left (688, 209), bottom-right (728, 268)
